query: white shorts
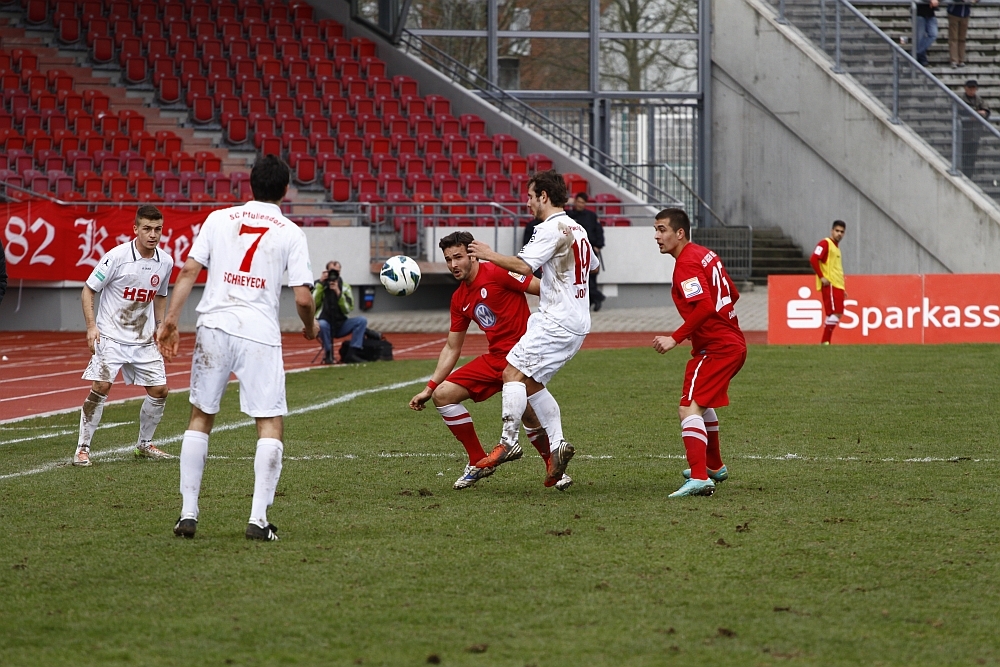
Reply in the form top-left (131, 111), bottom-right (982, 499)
top-left (82, 338), bottom-right (166, 387)
top-left (189, 326), bottom-right (286, 418)
top-left (506, 313), bottom-right (586, 386)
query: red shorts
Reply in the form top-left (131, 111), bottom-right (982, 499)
top-left (680, 350), bottom-right (747, 408)
top-left (821, 284), bottom-right (845, 316)
top-left (446, 353), bottom-right (508, 403)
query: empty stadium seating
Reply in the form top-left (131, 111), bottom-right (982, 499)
top-left (0, 0), bottom-right (630, 225)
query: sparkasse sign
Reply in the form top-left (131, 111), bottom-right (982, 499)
top-left (768, 275), bottom-right (1000, 344)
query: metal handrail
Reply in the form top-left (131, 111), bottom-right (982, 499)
top-left (772, 0), bottom-right (1000, 174)
top-left (398, 30), bottom-right (740, 225)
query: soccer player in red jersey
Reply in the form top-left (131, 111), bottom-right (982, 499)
top-left (652, 208), bottom-right (747, 497)
top-left (409, 232), bottom-right (571, 490)
top-left (810, 220), bottom-right (847, 345)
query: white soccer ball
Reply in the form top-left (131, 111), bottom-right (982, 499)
top-left (380, 255), bottom-right (421, 296)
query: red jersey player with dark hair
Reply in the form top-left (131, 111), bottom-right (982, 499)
top-left (652, 208), bottom-right (747, 498)
top-left (409, 232), bottom-right (571, 490)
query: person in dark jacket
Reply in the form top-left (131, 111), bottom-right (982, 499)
top-left (316, 260), bottom-right (367, 364)
top-left (960, 79), bottom-right (990, 174)
top-left (566, 193), bottom-right (606, 311)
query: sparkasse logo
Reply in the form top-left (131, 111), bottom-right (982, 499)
top-left (769, 275), bottom-right (1000, 345)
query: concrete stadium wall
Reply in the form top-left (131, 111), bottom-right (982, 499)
top-left (712, 0), bottom-right (1000, 274)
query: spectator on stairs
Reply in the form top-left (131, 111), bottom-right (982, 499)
top-left (915, 0), bottom-right (940, 67)
top-left (960, 79), bottom-right (991, 174)
top-left (948, 0), bottom-right (978, 68)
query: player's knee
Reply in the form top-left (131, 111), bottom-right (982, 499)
top-left (92, 381), bottom-right (112, 396)
top-left (148, 385), bottom-right (168, 399)
top-left (501, 365), bottom-right (523, 384)
top-left (430, 387), bottom-right (447, 407)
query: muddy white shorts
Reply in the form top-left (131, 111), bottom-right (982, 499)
top-left (82, 338), bottom-right (167, 387)
top-left (506, 313), bottom-right (586, 386)
top-left (188, 326), bottom-right (286, 418)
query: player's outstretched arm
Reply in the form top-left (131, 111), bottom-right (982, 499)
top-left (81, 285), bottom-right (100, 354)
top-left (468, 240), bottom-right (533, 276)
top-left (292, 284), bottom-right (320, 340)
top-left (156, 257), bottom-right (203, 361)
top-left (409, 330), bottom-right (466, 411)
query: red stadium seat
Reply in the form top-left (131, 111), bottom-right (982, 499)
top-left (527, 153), bottom-right (554, 172)
top-left (207, 172), bottom-right (233, 198)
top-left (563, 173), bottom-right (589, 197)
top-left (461, 114), bottom-right (487, 135)
top-left (190, 95), bottom-right (215, 124)
top-left (221, 113), bottom-right (249, 145)
top-left (92, 36), bottom-right (114, 64)
top-left (504, 154), bottom-right (528, 176)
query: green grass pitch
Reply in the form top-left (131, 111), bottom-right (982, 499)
top-left (1, 344), bottom-right (999, 666)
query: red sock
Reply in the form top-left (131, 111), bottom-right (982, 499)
top-left (703, 409), bottom-right (723, 471)
top-left (821, 323), bottom-right (836, 344)
top-left (526, 427), bottom-right (551, 463)
top-left (681, 414), bottom-right (708, 480)
top-left (437, 404), bottom-right (486, 465)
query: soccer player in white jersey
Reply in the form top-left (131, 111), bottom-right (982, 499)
top-left (73, 205), bottom-right (174, 467)
top-left (156, 156), bottom-right (319, 542)
top-left (468, 170), bottom-right (599, 486)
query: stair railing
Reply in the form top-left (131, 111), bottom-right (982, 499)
top-left (770, 0), bottom-right (1000, 198)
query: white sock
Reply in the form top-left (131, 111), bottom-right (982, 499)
top-left (500, 382), bottom-right (527, 448)
top-left (527, 389), bottom-right (564, 452)
top-left (138, 395), bottom-right (167, 447)
top-left (250, 438), bottom-right (283, 528)
top-left (179, 430), bottom-right (209, 520)
top-left (703, 408), bottom-right (718, 427)
top-left (77, 390), bottom-right (107, 451)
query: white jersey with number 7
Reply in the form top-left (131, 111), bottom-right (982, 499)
top-left (187, 201), bottom-right (314, 346)
top-left (518, 210), bottom-right (600, 336)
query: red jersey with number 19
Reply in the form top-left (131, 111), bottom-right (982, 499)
top-left (450, 261), bottom-right (532, 356)
top-left (670, 242), bottom-right (746, 355)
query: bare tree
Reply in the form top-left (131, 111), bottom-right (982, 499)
top-left (600, 0), bottom-right (697, 92)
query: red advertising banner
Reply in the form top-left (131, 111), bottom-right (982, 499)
top-left (1, 200), bottom-right (221, 282)
top-left (769, 274), bottom-right (1000, 344)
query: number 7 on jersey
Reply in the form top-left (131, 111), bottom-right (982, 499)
top-left (239, 225), bottom-right (270, 272)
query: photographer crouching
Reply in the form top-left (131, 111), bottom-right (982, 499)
top-left (315, 261), bottom-right (367, 364)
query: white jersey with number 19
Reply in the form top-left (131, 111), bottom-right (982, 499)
top-left (188, 201), bottom-right (313, 346)
top-left (518, 210), bottom-right (600, 335)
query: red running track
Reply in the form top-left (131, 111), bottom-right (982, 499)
top-left (0, 330), bottom-right (766, 423)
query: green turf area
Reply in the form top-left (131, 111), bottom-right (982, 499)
top-left (2, 345), bottom-right (999, 666)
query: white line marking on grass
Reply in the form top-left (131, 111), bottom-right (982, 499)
top-left (0, 421), bottom-right (134, 447)
top-left (394, 338), bottom-right (448, 356)
top-left (0, 371), bottom-right (192, 403)
top-left (0, 377), bottom-right (430, 482)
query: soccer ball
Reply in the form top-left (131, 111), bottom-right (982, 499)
top-left (380, 255), bottom-right (421, 296)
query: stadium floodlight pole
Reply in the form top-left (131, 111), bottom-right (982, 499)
top-left (833, 0), bottom-right (844, 74)
top-left (891, 50), bottom-right (900, 124)
top-left (390, 0), bottom-right (414, 44)
top-left (950, 101), bottom-right (961, 176)
top-left (820, 0), bottom-right (827, 50)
